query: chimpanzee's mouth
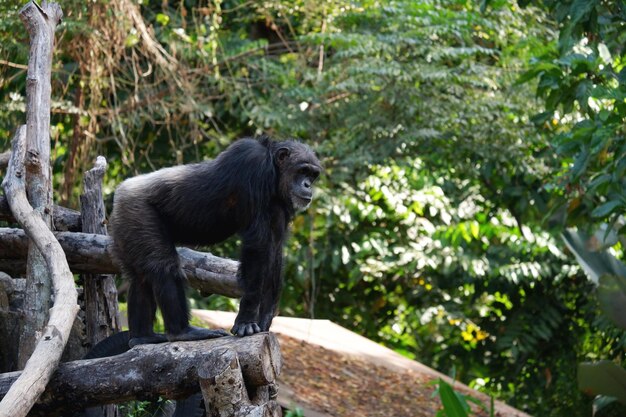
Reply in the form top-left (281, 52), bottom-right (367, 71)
top-left (294, 195), bottom-right (312, 210)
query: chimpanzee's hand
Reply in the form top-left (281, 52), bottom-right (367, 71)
top-left (231, 322), bottom-right (262, 337)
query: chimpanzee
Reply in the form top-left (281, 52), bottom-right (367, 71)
top-left (109, 136), bottom-right (322, 347)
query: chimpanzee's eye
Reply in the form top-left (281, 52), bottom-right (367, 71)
top-left (300, 167), bottom-right (320, 181)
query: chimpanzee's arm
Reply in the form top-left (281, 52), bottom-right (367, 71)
top-left (232, 242), bottom-right (270, 336)
top-left (257, 248), bottom-right (284, 331)
top-left (232, 211), bottom-right (287, 337)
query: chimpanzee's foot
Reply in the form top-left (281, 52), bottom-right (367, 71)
top-left (128, 333), bottom-right (168, 348)
top-left (167, 326), bottom-right (230, 342)
top-left (231, 322), bottom-right (262, 337)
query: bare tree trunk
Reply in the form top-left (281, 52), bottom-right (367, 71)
top-left (18, 0), bottom-right (62, 368)
top-left (79, 157), bottom-right (120, 417)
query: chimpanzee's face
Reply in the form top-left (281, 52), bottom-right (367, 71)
top-left (290, 161), bottom-right (321, 210)
top-left (275, 142), bottom-right (322, 211)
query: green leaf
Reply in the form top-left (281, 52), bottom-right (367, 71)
top-left (591, 200), bottom-right (622, 218)
top-left (470, 221), bottom-right (479, 239)
top-left (124, 33), bottom-right (139, 48)
top-left (465, 394), bottom-right (488, 413)
top-left (530, 111), bottom-right (553, 125)
top-left (156, 13), bottom-right (170, 26)
top-left (593, 396), bottom-right (619, 415)
top-left (579, 361), bottom-right (626, 404)
top-left (438, 380), bottom-right (469, 417)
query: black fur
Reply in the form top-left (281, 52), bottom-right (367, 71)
top-left (110, 137), bottom-right (321, 344)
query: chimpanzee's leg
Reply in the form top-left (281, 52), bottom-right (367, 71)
top-left (152, 257), bottom-right (229, 342)
top-left (258, 249), bottom-right (284, 332)
top-left (232, 217), bottom-right (286, 337)
top-left (127, 273), bottom-right (167, 347)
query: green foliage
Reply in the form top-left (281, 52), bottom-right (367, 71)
top-left (517, 0), bottom-right (626, 233)
top-left (561, 227), bottom-right (626, 415)
top-left (432, 377), bottom-right (492, 417)
top-left (284, 407), bottom-right (305, 417)
top-left (513, 2), bottom-right (626, 413)
top-left (118, 398), bottom-right (172, 417)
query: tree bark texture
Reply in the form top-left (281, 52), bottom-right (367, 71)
top-left (199, 348), bottom-right (282, 417)
top-left (0, 274), bottom-right (24, 373)
top-left (0, 152), bottom-right (10, 170)
top-left (0, 333), bottom-right (282, 417)
top-left (79, 157), bottom-right (120, 417)
top-left (80, 156), bottom-right (120, 346)
top-left (0, 228), bottom-right (242, 298)
top-left (18, 0), bottom-right (63, 368)
top-left (0, 125), bottom-right (79, 417)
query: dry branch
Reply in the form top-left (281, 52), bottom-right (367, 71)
top-left (0, 228), bottom-right (242, 298)
top-left (0, 333), bottom-right (282, 417)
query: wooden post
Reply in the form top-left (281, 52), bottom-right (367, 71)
top-left (198, 348), bottom-right (282, 417)
top-left (81, 156), bottom-right (121, 346)
top-left (79, 156), bottom-right (120, 417)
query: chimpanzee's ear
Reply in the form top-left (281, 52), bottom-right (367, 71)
top-left (275, 147), bottom-right (290, 164)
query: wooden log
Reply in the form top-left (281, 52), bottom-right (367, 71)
top-left (0, 228), bottom-right (242, 298)
top-left (0, 333), bottom-right (282, 417)
top-left (0, 228), bottom-right (113, 274)
top-left (0, 195), bottom-right (82, 231)
top-left (198, 348), bottom-right (282, 417)
top-left (199, 349), bottom-right (250, 416)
